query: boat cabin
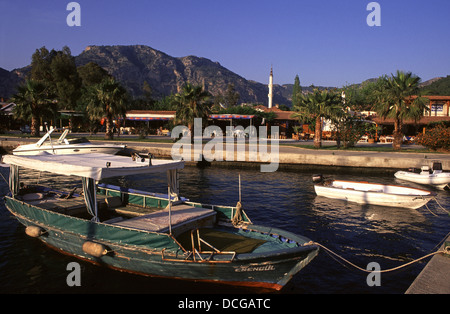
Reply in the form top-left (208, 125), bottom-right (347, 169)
top-left (3, 153), bottom-right (246, 237)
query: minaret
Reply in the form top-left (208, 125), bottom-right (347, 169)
top-left (268, 66), bottom-right (273, 108)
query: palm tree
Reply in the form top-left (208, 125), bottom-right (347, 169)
top-left (173, 83), bottom-right (211, 137)
top-left (11, 79), bottom-right (56, 137)
top-left (372, 71), bottom-right (428, 150)
top-left (293, 88), bottom-right (343, 148)
top-left (86, 78), bottom-right (128, 139)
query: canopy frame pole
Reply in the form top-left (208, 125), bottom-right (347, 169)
top-left (168, 186), bottom-right (172, 235)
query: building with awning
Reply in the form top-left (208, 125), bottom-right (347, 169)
top-left (253, 105), bottom-right (299, 138)
top-left (125, 110), bottom-right (176, 121)
top-left (209, 114), bottom-right (255, 120)
top-left (369, 95), bottom-right (450, 137)
top-left (418, 95), bottom-right (450, 117)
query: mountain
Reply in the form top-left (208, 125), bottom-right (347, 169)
top-left (0, 44), bottom-right (294, 105)
top-left (421, 76), bottom-right (450, 95)
top-left (3, 44), bottom-right (445, 105)
top-left (0, 67), bottom-right (23, 101)
top-left (75, 45), bottom-right (292, 105)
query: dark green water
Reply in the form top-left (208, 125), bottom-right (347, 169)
top-left (0, 165), bottom-right (448, 294)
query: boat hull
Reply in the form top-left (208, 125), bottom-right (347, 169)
top-left (12, 143), bottom-right (125, 156)
top-left (314, 180), bottom-right (434, 209)
top-left (5, 196), bottom-right (318, 291)
top-left (394, 171), bottom-right (450, 189)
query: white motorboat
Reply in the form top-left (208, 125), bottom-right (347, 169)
top-left (12, 129), bottom-right (126, 156)
top-left (394, 162), bottom-right (450, 190)
top-left (312, 175), bottom-right (435, 209)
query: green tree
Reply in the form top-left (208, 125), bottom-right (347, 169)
top-left (30, 47), bottom-right (56, 83)
top-left (173, 83), bottom-right (211, 136)
top-left (217, 105), bottom-right (276, 125)
top-left (142, 81), bottom-right (154, 106)
top-left (212, 92), bottom-right (225, 112)
top-left (291, 75), bottom-right (302, 107)
top-left (77, 62), bottom-right (113, 132)
top-left (372, 71), bottom-right (428, 150)
top-left (130, 81), bottom-right (156, 110)
top-left (77, 62), bottom-right (111, 87)
top-left (224, 83), bottom-right (240, 108)
top-left (11, 80), bottom-right (57, 136)
top-left (86, 78), bottom-right (129, 139)
top-left (293, 88), bottom-right (343, 148)
top-left (29, 46), bottom-right (83, 130)
top-left (50, 46), bottom-right (82, 126)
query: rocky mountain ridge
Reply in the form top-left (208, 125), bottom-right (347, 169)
top-left (1, 44), bottom-right (447, 104)
top-left (75, 45), bottom-right (292, 105)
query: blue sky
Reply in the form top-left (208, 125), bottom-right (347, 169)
top-left (1, 0), bottom-right (449, 87)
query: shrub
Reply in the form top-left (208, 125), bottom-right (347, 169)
top-left (415, 125), bottom-right (450, 151)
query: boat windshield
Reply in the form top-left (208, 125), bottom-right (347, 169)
top-left (64, 137), bottom-right (90, 144)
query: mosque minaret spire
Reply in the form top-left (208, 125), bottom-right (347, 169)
top-left (268, 66), bottom-right (273, 108)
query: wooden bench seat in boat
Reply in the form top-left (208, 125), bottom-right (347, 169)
top-left (23, 193), bottom-right (111, 216)
top-left (107, 204), bottom-right (217, 236)
top-left (102, 196), bottom-right (160, 217)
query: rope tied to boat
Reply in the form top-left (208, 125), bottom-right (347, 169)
top-left (312, 241), bottom-right (447, 274)
top-left (231, 201), bottom-right (243, 226)
top-left (432, 197), bottom-right (450, 215)
top-left (421, 195), bottom-right (450, 217)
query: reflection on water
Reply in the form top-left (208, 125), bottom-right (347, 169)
top-left (0, 165), bottom-right (449, 294)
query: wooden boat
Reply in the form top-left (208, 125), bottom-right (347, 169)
top-left (394, 162), bottom-right (450, 190)
top-left (312, 175), bottom-right (435, 209)
top-left (12, 129), bottom-right (125, 156)
top-left (2, 153), bottom-right (318, 291)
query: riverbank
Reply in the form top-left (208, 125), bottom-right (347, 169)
top-left (2, 135), bottom-right (450, 173)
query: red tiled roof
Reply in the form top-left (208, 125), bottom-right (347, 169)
top-left (411, 95), bottom-right (450, 101)
top-left (253, 105), bottom-right (296, 120)
top-left (371, 116), bottom-right (450, 125)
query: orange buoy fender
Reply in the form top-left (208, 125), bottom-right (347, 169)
top-left (25, 225), bottom-right (45, 237)
top-left (82, 241), bottom-right (108, 258)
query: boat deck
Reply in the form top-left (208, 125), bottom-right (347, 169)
top-left (23, 193), bottom-right (93, 216)
top-left (21, 192), bottom-right (217, 236)
top-left (107, 203), bottom-right (216, 235)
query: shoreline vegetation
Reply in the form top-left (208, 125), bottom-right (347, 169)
top-left (1, 132), bottom-right (445, 154)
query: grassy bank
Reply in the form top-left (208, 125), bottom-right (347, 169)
top-left (282, 143), bottom-right (437, 153)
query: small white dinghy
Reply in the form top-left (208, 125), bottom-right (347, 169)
top-left (394, 162), bottom-right (450, 190)
top-left (312, 175), bottom-right (435, 209)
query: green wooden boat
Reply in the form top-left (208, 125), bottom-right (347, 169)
top-left (2, 153), bottom-right (318, 291)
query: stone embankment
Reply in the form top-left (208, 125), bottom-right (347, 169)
top-left (2, 137), bottom-right (449, 173)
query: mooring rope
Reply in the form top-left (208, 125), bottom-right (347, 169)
top-left (432, 197), bottom-right (450, 215)
top-left (312, 241), bottom-right (447, 274)
top-left (420, 196), bottom-right (449, 217)
top-left (424, 202), bottom-right (438, 216)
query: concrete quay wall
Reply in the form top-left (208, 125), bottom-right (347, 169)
top-left (2, 138), bottom-right (450, 171)
top-left (125, 143), bottom-right (450, 171)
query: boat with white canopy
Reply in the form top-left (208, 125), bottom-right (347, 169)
top-left (12, 128), bottom-right (125, 156)
top-left (2, 153), bottom-right (318, 291)
top-left (313, 175), bottom-right (435, 209)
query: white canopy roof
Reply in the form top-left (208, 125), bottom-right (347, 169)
top-left (2, 153), bottom-right (184, 180)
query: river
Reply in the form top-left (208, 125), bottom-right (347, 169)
top-left (0, 164), bottom-right (448, 294)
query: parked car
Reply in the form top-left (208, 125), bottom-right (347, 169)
top-left (20, 125), bottom-right (31, 134)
